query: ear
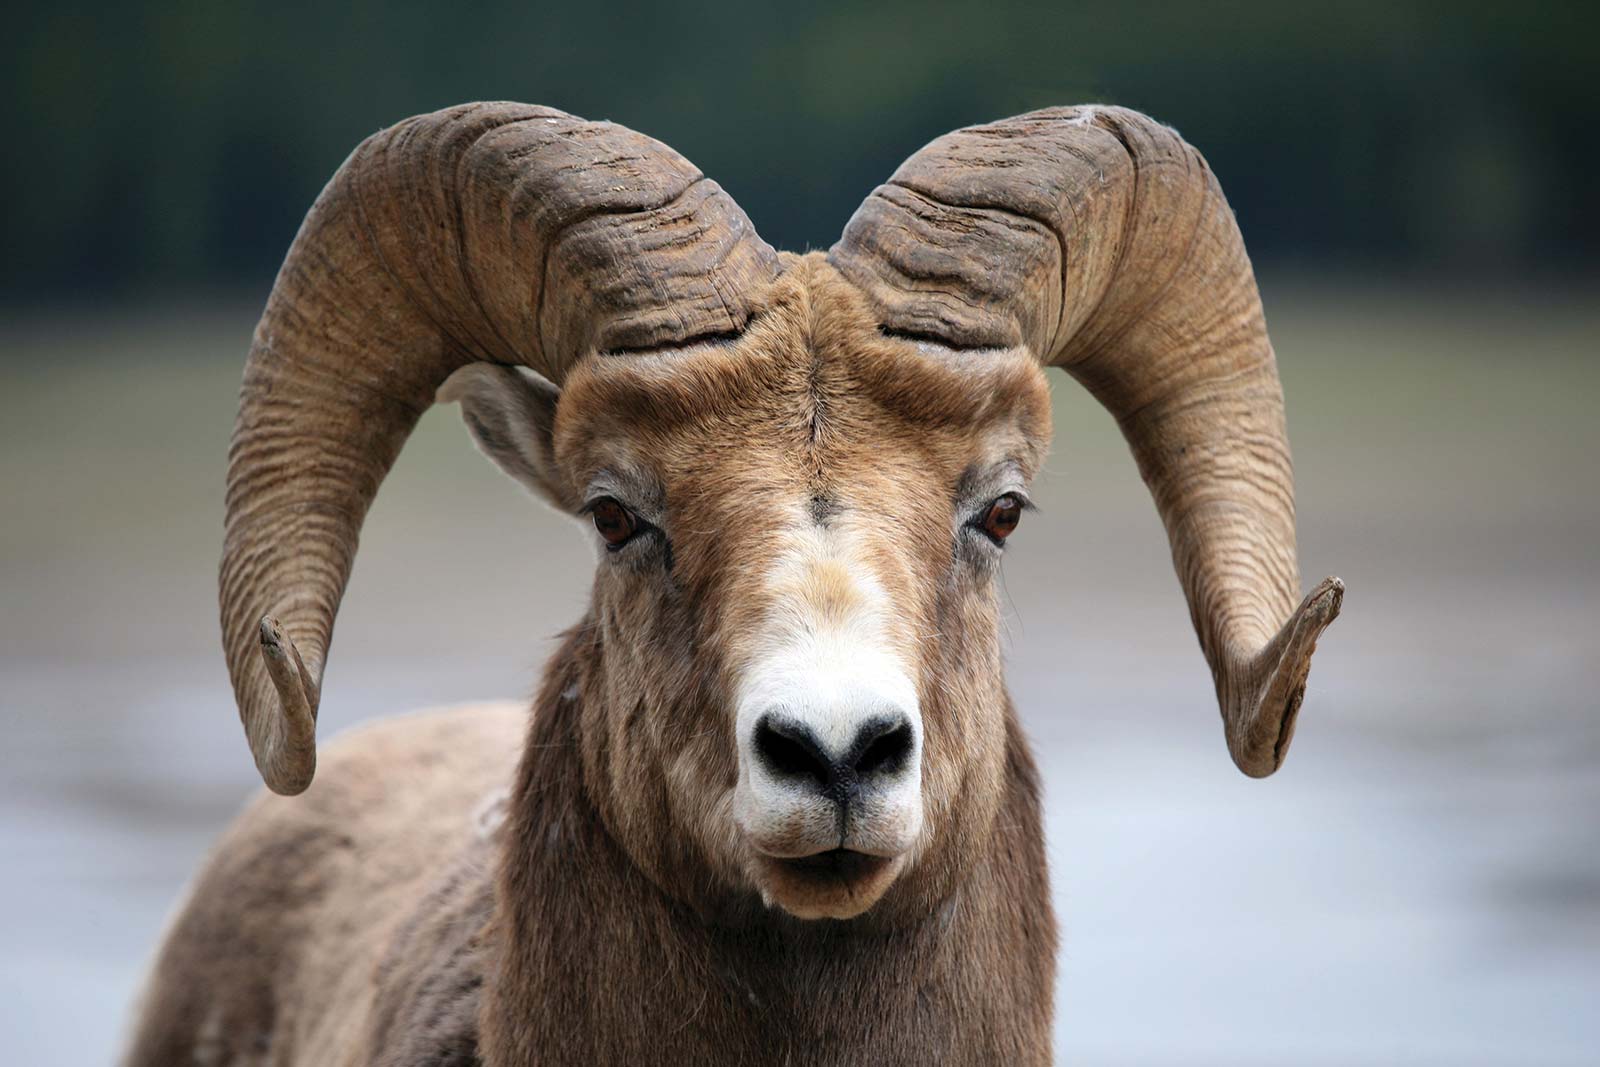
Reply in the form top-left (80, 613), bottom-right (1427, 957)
top-left (438, 364), bottom-right (575, 513)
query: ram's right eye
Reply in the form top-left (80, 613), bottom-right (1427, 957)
top-left (591, 498), bottom-right (639, 549)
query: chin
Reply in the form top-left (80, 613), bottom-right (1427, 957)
top-left (752, 849), bottom-right (907, 920)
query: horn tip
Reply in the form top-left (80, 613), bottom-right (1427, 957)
top-left (1227, 575), bottom-right (1345, 779)
top-left (253, 613), bottom-right (319, 796)
top-left (1305, 575), bottom-right (1345, 626)
top-left (259, 613), bottom-right (286, 654)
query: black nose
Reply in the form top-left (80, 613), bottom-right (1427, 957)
top-left (752, 712), bottom-right (916, 804)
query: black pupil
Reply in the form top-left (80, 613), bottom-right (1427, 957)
top-left (594, 501), bottom-right (633, 543)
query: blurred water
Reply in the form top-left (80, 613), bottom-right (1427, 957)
top-left (2, 286), bottom-right (1596, 1065)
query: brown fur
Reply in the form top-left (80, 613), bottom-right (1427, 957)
top-left (171, 101), bottom-right (1341, 1066)
top-left (486, 624), bottom-right (1053, 1065)
top-left (128, 257), bottom-right (1058, 1064)
top-left (126, 704), bottom-right (521, 1064)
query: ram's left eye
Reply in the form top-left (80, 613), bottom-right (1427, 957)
top-left (591, 498), bottom-right (639, 548)
top-left (979, 495), bottom-right (1023, 544)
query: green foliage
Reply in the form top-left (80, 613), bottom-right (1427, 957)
top-left (3, 1), bottom-right (1595, 297)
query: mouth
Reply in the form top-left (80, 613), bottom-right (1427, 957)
top-left (752, 847), bottom-right (904, 920)
top-left (778, 847), bottom-right (891, 880)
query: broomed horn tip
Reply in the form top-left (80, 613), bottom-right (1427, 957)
top-left (253, 613), bottom-right (319, 795)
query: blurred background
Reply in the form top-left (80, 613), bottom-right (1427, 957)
top-left (2, 3), bottom-right (1596, 1064)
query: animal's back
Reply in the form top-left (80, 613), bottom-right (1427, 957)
top-left (124, 701), bottom-right (527, 1066)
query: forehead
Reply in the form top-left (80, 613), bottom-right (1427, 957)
top-left (554, 257), bottom-right (1052, 487)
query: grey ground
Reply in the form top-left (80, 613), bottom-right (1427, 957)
top-left (1, 281), bottom-right (1596, 1065)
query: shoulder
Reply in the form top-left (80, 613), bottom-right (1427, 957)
top-left (367, 842), bottom-right (500, 1066)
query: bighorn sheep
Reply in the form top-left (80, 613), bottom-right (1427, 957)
top-left (127, 102), bottom-right (1342, 1064)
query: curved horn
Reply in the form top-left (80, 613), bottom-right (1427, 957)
top-left (223, 103), bottom-right (780, 794)
top-left (830, 106), bottom-right (1341, 777)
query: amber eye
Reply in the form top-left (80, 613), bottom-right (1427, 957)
top-left (591, 498), bottom-right (638, 548)
top-left (980, 494), bottom-right (1023, 543)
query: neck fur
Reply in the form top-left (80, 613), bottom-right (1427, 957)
top-left (479, 625), bottom-right (1057, 1065)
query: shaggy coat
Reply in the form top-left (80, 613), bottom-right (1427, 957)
top-left (130, 265), bottom-right (1059, 1063)
top-left (126, 101), bottom-right (1340, 1065)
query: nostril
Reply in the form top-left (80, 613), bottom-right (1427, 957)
top-left (850, 716), bottom-right (915, 778)
top-left (752, 712), bottom-right (916, 798)
top-left (753, 715), bottom-right (831, 787)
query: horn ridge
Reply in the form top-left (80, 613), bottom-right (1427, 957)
top-left (831, 104), bottom-right (1341, 776)
top-left (221, 102), bottom-right (778, 793)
